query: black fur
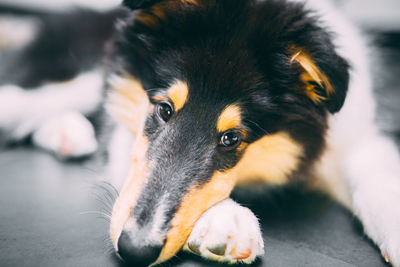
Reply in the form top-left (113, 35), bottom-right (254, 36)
top-left (123, 0), bottom-right (165, 9)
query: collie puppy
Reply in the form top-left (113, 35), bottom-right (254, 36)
top-left (0, 0), bottom-right (399, 266)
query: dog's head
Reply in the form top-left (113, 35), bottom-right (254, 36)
top-left (106, 0), bottom-right (349, 265)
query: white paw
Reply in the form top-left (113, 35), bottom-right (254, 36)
top-left (352, 187), bottom-right (400, 267)
top-left (185, 199), bottom-right (264, 264)
top-left (365, 215), bottom-right (400, 267)
top-left (32, 111), bottom-right (98, 158)
top-left (381, 244), bottom-right (400, 267)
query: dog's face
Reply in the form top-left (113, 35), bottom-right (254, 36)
top-left (106, 0), bottom-right (349, 265)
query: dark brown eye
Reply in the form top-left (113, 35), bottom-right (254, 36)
top-left (219, 131), bottom-right (241, 150)
top-left (156, 102), bottom-right (174, 122)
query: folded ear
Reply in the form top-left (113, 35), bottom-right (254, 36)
top-left (289, 45), bottom-right (350, 113)
top-left (123, 0), bottom-right (164, 9)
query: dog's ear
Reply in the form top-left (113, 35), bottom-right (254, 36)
top-left (289, 45), bottom-right (350, 114)
top-left (123, 0), bottom-right (164, 9)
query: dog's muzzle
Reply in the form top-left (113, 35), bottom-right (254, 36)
top-left (110, 127), bottom-right (236, 265)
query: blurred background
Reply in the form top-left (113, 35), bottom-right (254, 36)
top-left (1, 0), bottom-right (400, 30)
top-left (0, 1), bottom-right (399, 267)
top-left (338, 0), bottom-right (400, 31)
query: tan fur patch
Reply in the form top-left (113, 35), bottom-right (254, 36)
top-left (110, 135), bottom-right (151, 245)
top-left (151, 95), bottom-right (166, 102)
top-left (106, 75), bottom-right (150, 135)
top-left (135, 4), bottom-right (166, 28)
top-left (235, 132), bottom-right (303, 185)
top-left (217, 104), bottom-right (242, 133)
top-left (290, 46), bottom-right (334, 104)
top-left (167, 80), bottom-right (189, 112)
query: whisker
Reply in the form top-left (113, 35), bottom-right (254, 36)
top-left (89, 181), bottom-right (121, 256)
top-left (106, 246), bottom-right (116, 255)
top-left (79, 211), bottom-right (111, 219)
top-left (91, 181), bottom-right (120, 213)
top-left (96, 181), bottom-right (119, 199)
top-left (96, 190), bottom-right (114, 208)
top-left (101, 234), bottom-right (116, 255)
top-left (92, 193), bottom-right (113, 212)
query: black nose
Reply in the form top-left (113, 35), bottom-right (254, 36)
top-left (117, 230), bottom-right (162, 266)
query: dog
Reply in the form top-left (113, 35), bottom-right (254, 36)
top-left (0, 0), bottom-right (399, 266)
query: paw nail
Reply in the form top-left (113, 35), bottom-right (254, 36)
top-left (207, 244), bottom-right (227, 256)
top-left (235, 248), bottom-right (252, 260)
top-left (188, 242), bottom-right (201, 255)
top-left (383, 253), bottom-right (390, 263)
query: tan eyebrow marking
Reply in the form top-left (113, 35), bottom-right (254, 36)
top-left (151, 95), bottom-right (166, 102)
top-left (167, 80), bottom-right (189, 112)
top-left (217, 104), bottom-right (242, 133)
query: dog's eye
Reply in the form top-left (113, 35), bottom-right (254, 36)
top-left (219, 131), bottom-right (241, 150)
top-left (156, 102), bottom-right (174, 122)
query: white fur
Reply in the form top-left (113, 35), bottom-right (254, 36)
top-left (32, 111), bottom-right (98, 157)
top-left (300, 0), bottom-right (400, 265)
top-left (106, 125), bottom-right (135, 189)
top-left (148, 195), bottom-right (169, 245)
top-left (0, 15), bottom-right (39, 49)
top-left (185, 199), bottom-right (264, 264)
top-left (0, 70), bottom-right (103, 141)
top-left (344, 133), bottom-right (400, 265)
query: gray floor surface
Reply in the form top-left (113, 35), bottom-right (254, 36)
top-left (0, 148), bottom-right (389, 267)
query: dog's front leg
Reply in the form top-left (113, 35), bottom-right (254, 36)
top-left (344, 133), bottom-right (400, 266)
top-left (184, 198), bottom-right (264, 264)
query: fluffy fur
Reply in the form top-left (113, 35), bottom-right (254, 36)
top-left (0, 0), bottom-right (399, 266)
